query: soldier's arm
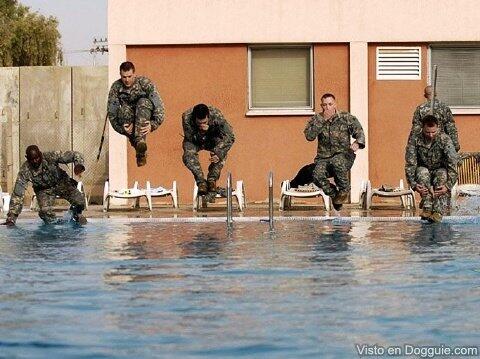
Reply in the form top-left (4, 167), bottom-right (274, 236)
top-left (304, 115), bottom-right (321, 141)
top-left (182, 112), bottom-right (196, 145)
top-left (444, 138), bottom-right (459, 189)
top-left (444, 107), bottom-right (460, 152)
top-left (6, 167), bottom-right (31, 222)
top-left (142, 77), bottom-right (165, 131)
top-left (52, 151), bottom-right (85, 168)
top-left (404, 139), bottom-right (418, 189)
top-left (212, 112), bottom-right (235, 160)
top-left (107, 83), bottom-right (126, 135)
top-left (347, 114), bottom-right (366, 149)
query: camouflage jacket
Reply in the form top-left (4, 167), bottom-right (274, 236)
top-left (182, 106), bottom-right (235, 160)
top-left (410, 99), bottom-right (460, 151)
top-left (107, 76), bottom-right (165, 135)
top-left (304, 111), bottom-right (365, 159)
top-left (8, 151), bottom-right (84, 218)
top-left (405, 132), bottom-right (458, 190)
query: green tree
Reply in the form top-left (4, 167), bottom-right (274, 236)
top-left (0, 0), bottom-right (63, 66)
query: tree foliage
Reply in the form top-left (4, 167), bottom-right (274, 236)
top-left (0, 0), bottom-right (63, 66)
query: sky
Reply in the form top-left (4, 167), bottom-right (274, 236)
top-left (20, 0), bottom-right (108, 66)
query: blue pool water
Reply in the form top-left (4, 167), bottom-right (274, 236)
top-left (0, 220), bottom-right (479, 358)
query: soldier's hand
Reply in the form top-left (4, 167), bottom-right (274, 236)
top-left (350, 141), bottom-right (360, 152)
top-left (1, 217), bottom-right (15, 226)
top-left (323, 107), bottom-right (336, 120)
top-left (123, 123), bottom-right (134, 135)
top-left (415, 184), bottom-right (429, 196)
top-left (74, 164), bottom-right (85, 176)
top-left (210, 152), bottom-right (220, 163)
top-left (434, 185), bottom-right (448, 197)
top-left (140, 122), bottom-right (151, 136)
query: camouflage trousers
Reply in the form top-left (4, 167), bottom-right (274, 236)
top-left (117, 97), bottom-right (153, 146)
top-left (313, 152), bottom-right (355, 197)
top-left (182, 142), bottom-right (226, 184)
top-left (415, 166), bottom-right (449, 214)
top-left (35, 179), bottom-right (85, 224)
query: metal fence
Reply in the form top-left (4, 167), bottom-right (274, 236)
top-left (0, 66), bottom-right (108, 203)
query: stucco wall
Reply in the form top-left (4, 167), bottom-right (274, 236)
top-left (125, 44), bottom-right (349, 202)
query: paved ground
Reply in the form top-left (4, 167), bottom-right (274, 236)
top-left (7, 197), bottom-right (418, 221)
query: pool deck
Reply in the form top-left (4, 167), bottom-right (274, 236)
top-left (5, 199), bottom-right (421, 221)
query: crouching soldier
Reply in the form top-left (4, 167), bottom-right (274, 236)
top-left (1, 145), bottom-right (87, 226)
top-left (182, 104), bottom-right (235, 195)
top-left (405, 115), bottom-right (458, 223)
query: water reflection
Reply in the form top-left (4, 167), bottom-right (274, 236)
top-left (179, 232), bottom-right (225, 259)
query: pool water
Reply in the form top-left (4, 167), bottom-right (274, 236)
top-left (0, 220), bottom-right (479, 358)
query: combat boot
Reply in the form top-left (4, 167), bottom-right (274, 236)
top-left (420, 209), bottom-right (432, 221)
top-left (332, 191), bottom-right (348, 211)
top-left (207, 179), bottom-right (217, 193)
top-left (197, 181), bottom-right (208, 195)
top-left (135, 140), bottom-right (147, 167)
top-left (428, 212), bottom-right (443, 223)
top-left (72, 213), bottom-right (88, 225)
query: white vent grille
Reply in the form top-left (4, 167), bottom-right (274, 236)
top-left (376, 47), bottom-right (421, 80)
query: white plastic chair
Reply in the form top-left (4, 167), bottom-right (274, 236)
top-left (193, 180), bottom-right (246, 211)
top-left (31, 181), bottom-right (88, 211)
top-left (359, 179), bottom-right (415, 210)
top-left (146, 180), bottom-right (179, 208)
top-left (451, 153), bottom-right (480, 207)
top-left (103, 181), bottom-right (152, 212)
top-left (279, 180), bottom-right (331, 211)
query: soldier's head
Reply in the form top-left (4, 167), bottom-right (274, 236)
top-left (25, 145), bottom-right (43, 170)
top-left (193, 103), bottom-right (210, 132)
top-left (119, 61), bottom-right (136, 88)
top-left (421, 115), bottom-right (439, 141)
top-left (321, 93), bottom-right (337, 112)
top-left (424, 86), bottom-right (433, 100)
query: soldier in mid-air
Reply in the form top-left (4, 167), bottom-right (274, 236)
top-left (182, 104), bottom-right (235, 195)
top-left (304, 93), bottom-right (365, 211)
top-left (405, 115), bottom-right (458, 223)
top-left (107, 61), bottom-right (165, 166)
top-left (2, 145), bottom-right (87, 226)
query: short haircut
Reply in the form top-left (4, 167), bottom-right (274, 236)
top-left (192, 104), bottom-right (209, 119)
top-left (321, 93), bottom-right (336, 101)
top-left (119, 61), bottom-right (135, 73)
top-left (26, 145), bottom-right (40, 159)
top-left (421, 114), bottom-right (439, 127)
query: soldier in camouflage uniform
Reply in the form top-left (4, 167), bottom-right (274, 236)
top-left (405, 115), bottom-right (458, 223)
top-left (2, 145), bottom-right (87, 226)
top-left (107, 61), bottom-right (165, 166)
top-left (304, 93), bottom-right (365, 211)
top-left (410, 86), bottom-right (460, 152)
top-left (182, 104), bottom-right (235, 195)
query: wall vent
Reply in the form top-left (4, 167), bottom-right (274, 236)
top-left (376, 47), bottom-right (421, 80)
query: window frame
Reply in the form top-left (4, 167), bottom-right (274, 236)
top-left (247, 44), bottom-right (315, 116)
top-left (429, 44), bottom-right (480, 114)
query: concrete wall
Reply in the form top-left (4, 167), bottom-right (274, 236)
top-left (125, 44), bottom-right (350, 202)
top-left (0, 68), bottom-right (19, 192)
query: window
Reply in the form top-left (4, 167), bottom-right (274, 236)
top-left (376, 47), bottom-right (421, 80)
top-left (430, 46), bottom-right (480, 112)
top-left (248, 45), bottom-right (313, 115)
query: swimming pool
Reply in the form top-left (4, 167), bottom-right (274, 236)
top-left (0, 220), bottom-right (479, 358)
